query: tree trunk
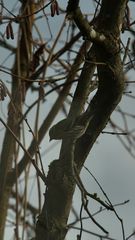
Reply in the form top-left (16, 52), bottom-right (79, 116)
top-left (35, 1), bottom-right (127, 239)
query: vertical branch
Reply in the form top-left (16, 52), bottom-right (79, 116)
top-left (0, 1), bottom-right (35, 239)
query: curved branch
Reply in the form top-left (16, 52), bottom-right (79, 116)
top-left (35, 1), bottom-right (127, 240)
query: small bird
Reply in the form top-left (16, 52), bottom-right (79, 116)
top-left (49, 116), bottom-right (90, 141)
top-left (49, 118), bottom-right (68, 140)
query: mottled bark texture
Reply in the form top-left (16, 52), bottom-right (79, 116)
top-left (35, 1), bottom-right (126, 240)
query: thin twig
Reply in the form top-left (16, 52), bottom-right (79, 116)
top-left (0, 118), bottom-right (46, 184)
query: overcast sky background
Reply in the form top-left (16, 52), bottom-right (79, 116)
top-left (0, 1), bottom-right (135, 240)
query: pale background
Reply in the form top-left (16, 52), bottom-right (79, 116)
top-left (0, 1), bottom-right (135, 239)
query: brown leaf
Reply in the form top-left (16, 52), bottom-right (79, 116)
top-left (50, 2), bottom-right (55, 17)
top-left (0, 81), bottom-right (7, 101)
top-left (6, 23), bottom-right (10, 39)
top-left (55, 0), bottom-right (59, 15)
top-left (5, 22), bottom-right (14, 40)
top-left (50, 1), bottom-right (59, 17)
top-left (8, 22), bottom-right (14, 39)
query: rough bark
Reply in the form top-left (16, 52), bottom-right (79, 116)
top-left (35, 1), bottom-right (127, 240)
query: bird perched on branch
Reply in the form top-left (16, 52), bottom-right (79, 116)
top-left (49, 113), bottom-right (94, 141)
top-left (49, 118), bottom-right (77, 140)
